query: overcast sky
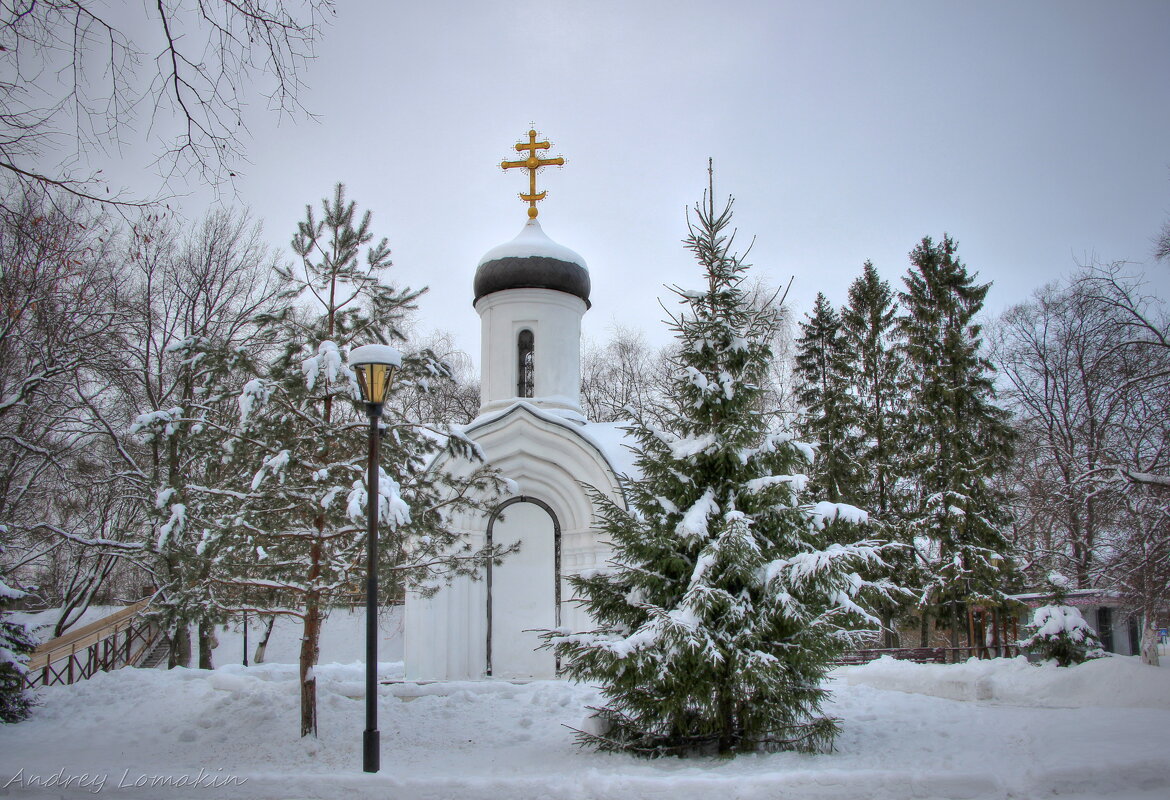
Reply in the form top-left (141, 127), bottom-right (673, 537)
top-left (158, 0), bottom-right (1170, 365)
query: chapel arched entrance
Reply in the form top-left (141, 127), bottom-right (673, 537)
top-left (485, 496), bottom-right (560, 678)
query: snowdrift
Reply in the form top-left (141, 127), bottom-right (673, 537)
top-left (2, 613), bottom-right (1168, 800)
top-left (836, 652), bottom-right (1170, 709)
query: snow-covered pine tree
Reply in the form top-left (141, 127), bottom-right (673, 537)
top-left (839, 262), bottom-right (914, 644)
top-left (898, 235), bottom-right (1015, 647)
top-left (549, 173), bottom-right (897, 757)
top-left (793, 293), bottom-right (860, 503)
top-left (1018, 572), bottom-right (1105, 667)
top-left (210, 184), bottom-right (506, 737)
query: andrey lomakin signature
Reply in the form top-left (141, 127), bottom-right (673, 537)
top-left (3, 767), bottom-right (248, 793)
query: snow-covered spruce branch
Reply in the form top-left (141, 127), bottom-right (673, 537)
top-left (208, 602), bottom-right (307, 620)
top-left (33, 523), bottom-right (146, 551)
top-left (183, 484), bottom-right (255, 500)
top-left (209, 576), bottom-right (353, 595)
top-left (226, 521), bottom-right (367, 541)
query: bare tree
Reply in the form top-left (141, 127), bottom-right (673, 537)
top-left (0, 184), bottom-right (129, 608)
top-left (1, 1), bottom-right (333, 207)
top-left (580, 325), bottom-right (669, 424)
top-left (1104, 487), bottom-right (1169, 666)
top-left (70, 206), bottom-right (284, 667)
top-left (1073, 264), bottom-right (1170, 491)
top-left (995, 264), bottom-right (1170, 664)
top-left (994, 278), bottom-right (1131, 586)
top-left (390, 329), bottom-right (481, 426)
top-left (37, 460), bottom-right (148, 636)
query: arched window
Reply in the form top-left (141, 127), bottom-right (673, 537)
top-left (517, 329), bottom-right (534, 398)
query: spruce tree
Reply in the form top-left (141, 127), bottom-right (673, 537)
top-left (549, 176), bottom-right (895, 757)
top-left (839, 262), bottom-right (903, 519)
top-left (793, 293), bottom-right (859, 503)
top-left (898, 235), bottom-right (1014, 647)
top-left (839, 262), bottom-right (914, 644)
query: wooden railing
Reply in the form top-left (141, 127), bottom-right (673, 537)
top-left (837, 644), bottom-right (1021, 666)
top-left (25, 600), bottom-right (163, 689)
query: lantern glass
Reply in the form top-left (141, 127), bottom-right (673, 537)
top-left (355, 363), bottom-right (395, 405)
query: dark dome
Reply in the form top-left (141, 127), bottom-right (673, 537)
top-left (473, 219), bottom-right (590, 306)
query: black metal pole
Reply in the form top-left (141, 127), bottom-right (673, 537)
top-left (242, 610), bottom-right (249, 667)
top-left (363, 403), bottom-right (382, 773)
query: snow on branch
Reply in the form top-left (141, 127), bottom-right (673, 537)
top-left (156, 504), bottom-right (187, 551)
top-left (251, 449), bottom-right (291, 490)
top-left (764, 541), bottom-right (886, 589)
top-left (675, 487), bottom-right (719, 542)
top-left (301, 340), bottom-right (344, 392)
top-left (745, 474), bottom-right (809, 494)
top-left (807, 502), bottom-right (869, 530)
top-left (345, 469), bottom-right (411, 528)
top-left (238, 378), bottom-right (271, 424)
top-left (129, 406), bottom-right (185, 439)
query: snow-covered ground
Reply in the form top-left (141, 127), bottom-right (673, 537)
top-left (3, 610), bottom-right (1169, 800)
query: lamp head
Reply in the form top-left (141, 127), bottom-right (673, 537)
top-left (348, 344), bottom-right (403, 406)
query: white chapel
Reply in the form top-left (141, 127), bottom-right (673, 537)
top-left (403, 131), bottom-right (633, 681)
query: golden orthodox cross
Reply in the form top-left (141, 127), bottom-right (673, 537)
top-left (501, 128), bottom-right (565, 219)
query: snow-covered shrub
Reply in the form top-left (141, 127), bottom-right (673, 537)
top-left (1019, 604), bottom-right (1105, 667)
top-left (1019, 573), bottom-right (1106, 667)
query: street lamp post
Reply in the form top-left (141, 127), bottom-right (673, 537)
top-left (349, 343), bottom-right (401, 775)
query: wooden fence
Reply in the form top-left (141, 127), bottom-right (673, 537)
top-left (24, 600), bottom-right (163, 689)
top-left (837, 644), bottom-right (1021, 666)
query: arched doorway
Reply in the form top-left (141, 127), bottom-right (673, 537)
top-left (485, 496), bottom-right (560, 678)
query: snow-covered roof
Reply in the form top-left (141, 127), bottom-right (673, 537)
top-left (580, 419), bottom-right (640, 481)
top-left (464, 401), bottom-right (640, 483)
top-left (1006, 588), bottom-right (1124, 609)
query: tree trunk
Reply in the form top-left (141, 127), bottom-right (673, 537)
top-left (198, 619), bottom-right (216, 670)
top-left (169, 624), bottom-right (192, 668)
top-left (949, 603), bottom-right (961, 650)
top-left (300, 602), bottom-right (321, 737)
top-left (300, 518), bottom-right (325, 737)
top-left (1140, 614), bottom-right (1161, 667)
top-left (254, 614), bottom-right (276, 664)
top-left (881, 609), bottom-right (897, 649)
top-left (919, 611), bottom-right (930, 648)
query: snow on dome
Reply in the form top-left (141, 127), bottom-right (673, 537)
top-left (477, 218), bottom-right (586, 269)
top-left (473, 218), bottom-right (591, 305)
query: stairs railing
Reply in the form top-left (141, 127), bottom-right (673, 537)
top-left (24, 600), bottom-right (164, 689)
